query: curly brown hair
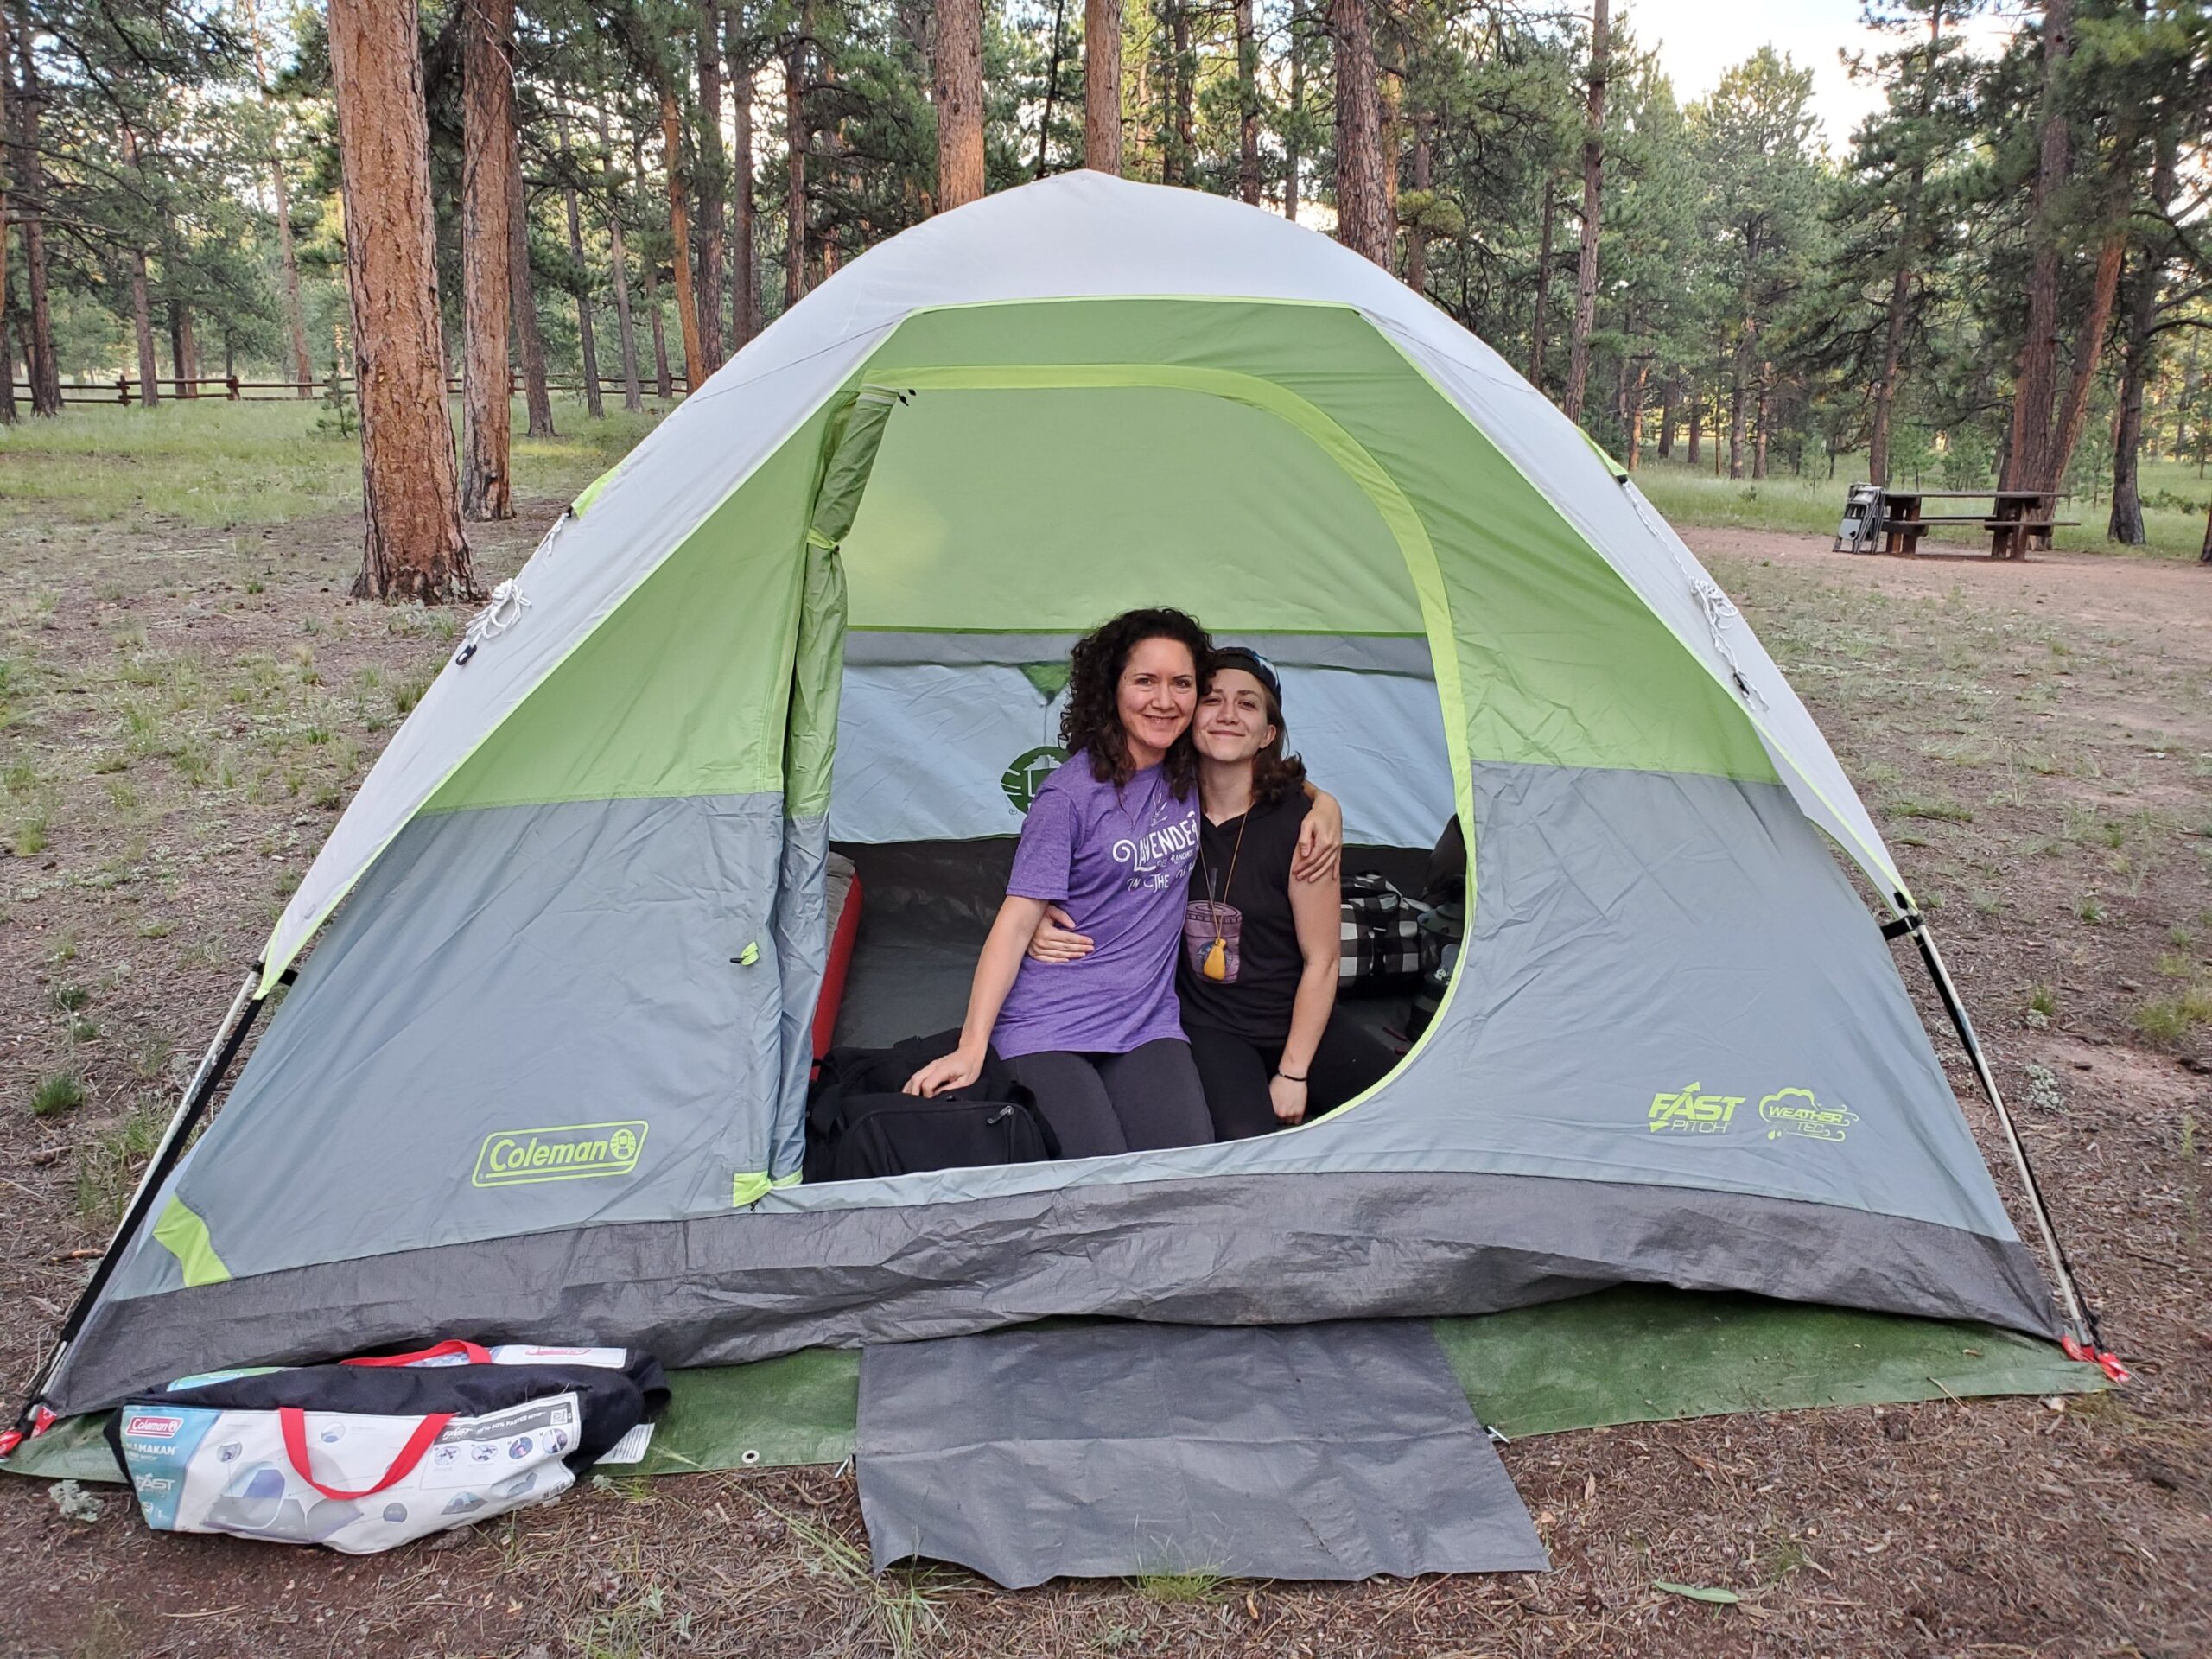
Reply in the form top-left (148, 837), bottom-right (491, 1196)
top-left (1058, 607), bottom-right (1211, 794)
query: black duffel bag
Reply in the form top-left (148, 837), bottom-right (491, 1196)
top-left (805, 1029), bottom-right (1060, 1183)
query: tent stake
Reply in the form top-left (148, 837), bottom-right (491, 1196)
top-left (1896, 912), bottom-right (2106, 1357)
top-left (3, 967), bottom-right (270, 1453)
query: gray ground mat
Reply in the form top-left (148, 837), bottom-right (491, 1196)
top-left (855, 1319), bottom-right (1549, 1587)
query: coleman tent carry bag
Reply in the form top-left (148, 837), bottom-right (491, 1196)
top-left (109, 1340), bottom-right (667, 1554)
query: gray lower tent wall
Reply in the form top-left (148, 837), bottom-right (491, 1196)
top-left (46, 1167), bottom-right (2055, 1414)
top-left (44, 763), bottom-right (2062, 1412)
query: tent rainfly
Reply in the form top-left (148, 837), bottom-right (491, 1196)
top-left (13, 174), bottom-right (2113, 1433)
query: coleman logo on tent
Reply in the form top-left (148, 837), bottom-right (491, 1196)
top-left (1758, 1088), bottom-right (1859, 1144)
top-left (1001, 745), bottom-right (1067, 815)
top-left (472, 1122), bottom-right (648, 1187)
top-left (1647, 1083), bottom-right (1744, 1135)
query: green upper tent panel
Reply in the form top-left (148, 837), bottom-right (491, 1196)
top-left (421, 296), bottom-right (1774, 827)
top-left (257, 174), bottom-right (1906, 992)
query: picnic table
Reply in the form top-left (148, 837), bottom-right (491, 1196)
top-left (1835, 486), bottom-right (2078, 559)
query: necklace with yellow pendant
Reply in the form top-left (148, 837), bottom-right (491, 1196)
top-left (1193, 807), bottom-right (1250, 982)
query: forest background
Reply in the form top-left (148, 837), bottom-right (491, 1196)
top-left (2, 0), bottom-right (2211, 569)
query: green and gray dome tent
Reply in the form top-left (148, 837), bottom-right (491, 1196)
top-left (23, 174), bottom-right (2096, 1422)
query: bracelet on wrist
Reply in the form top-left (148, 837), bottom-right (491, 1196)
top-left (1274, 1070), bottom-right (1306, 1084)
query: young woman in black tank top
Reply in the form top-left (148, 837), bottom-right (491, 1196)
top-left (1030, 648), bottom-right (1395, 1139)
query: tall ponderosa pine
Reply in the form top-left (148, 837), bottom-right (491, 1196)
top-left (1084, 0), bottom-right (1121, 173)
top-left (509, 125), bottom-right (557, 434)
top-left (1561, 0), bottom-right (1608, 423)
top-left (554, 106), bottom-right (605, 417)
top-left (600, 95), bottom-right (645, 410)
top-left (1330, 0), bottom-right (1389, 264)
top-left (243, 0), bottom-right (312, 394)
top-left (934, 0), bottom-right (983, 208)
top-left (695, 0), bottom-right (727, 373)
top-left (13, 14), bottom-right (61, 416)
top-left (327, 0), bottom-right (474, 600)
top-left (723, 3), bottom-right (758, 347)
top-left (461, 0), bottom-right (517, 520)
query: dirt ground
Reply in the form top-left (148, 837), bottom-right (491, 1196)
top-left (0, 505), bottom-right (2207, 1658)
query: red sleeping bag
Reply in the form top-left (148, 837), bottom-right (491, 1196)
top-left (813, 854), bottom-right (861, 1063)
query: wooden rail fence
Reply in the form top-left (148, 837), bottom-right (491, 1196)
top-left (6, 372), bottom-right (690, 407)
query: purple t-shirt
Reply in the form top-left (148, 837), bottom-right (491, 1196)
top-left (992, 752), bottom-right (1199, 1058)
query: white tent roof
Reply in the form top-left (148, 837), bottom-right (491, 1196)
top-left (262, 172), bottom-right (1904, 990)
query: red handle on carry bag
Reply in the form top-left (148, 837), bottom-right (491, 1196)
top-left (279, 1408), bottom-right (454, 1500)
top-left (340, 1339), bottom-right (493, 1369)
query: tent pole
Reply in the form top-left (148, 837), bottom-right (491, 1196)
top-left (1896, 912), bottom-right (2110, 1362)
top-left (3, 967), bottom-right (269, 1453)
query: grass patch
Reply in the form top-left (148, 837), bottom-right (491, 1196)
top-left (30, 1071), bottom-right (86, 1117)
top-left (1134, 1567), bottom-right (1230, 1604)
top-left (0, 397), bottom-right (665, 529)
top-left (73, 1103), bottom-right (164, 1229)
top-left (758, 1497), bottom-right (946, 1658)
top-left (1885, 795), bottom-right (1974, 823)
top-left (2133, 986), bottom-right (2212, 1046)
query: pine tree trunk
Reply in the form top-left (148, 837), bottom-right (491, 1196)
top-left (641, 238), bottom-right (672, 397)
top-left (0, 4), bottom-right (10, 424)
top-left (508, 128), bottom-right (556, 435)
top-left (1866, 255), bottom-right (1910, 486)
top-left (934, 0), bottom-right (984, 209)
top-left (169, 302), bottom-right (192, 398)
top-left (130, 253), bottom-right (160, 406)
top-left (556, 110), bottom-right (603, 419)
top-left (1160, 0), bottom-right (1192, 187)
top-left (1283, 0), bottom-right (1302, 217)
top-left (1656, 372), bottom-right (1675, 458)
top-left (785, 16), bottom-right (808, 307)
top-left (119, 126), bottom-right (162, 406)
top-left (1624, 358), bottom-right (1649, 469)
top-left (2108, 131), bottom-right (2174, 544)
top-left (1033, 0), bottom-right (1066, 175)
top-left (15, 17), bottom-right (60, 416)
top-left (1686, 372), bottom-right (1701, 465)
top-left (657, 91), bottom-right (704, 392)
top-left (1727, 359), bottom-right (1745, 480)
top-left (1866, 5), bottom-right (1946, 485)
top-left (1328, 0), bottom-right (1389, 266)
top-left (1377, 58), bottom-right (1400, 259)
top-left (696, 1), bottom-right (727, 372)
top-left (243, 0), bottom-right (315, 394)
top-left (2002, 0), bottom-right (2075, 493)
top-left (270, 156), bottom-right (313, 395)
top-left (2108, 254), bottom-right (2152, 543)
top-left (2044, 226), bottom-right (2125, 498)
top-left (183, 308), bottom-right (201, 392)
top-left (327, 0), bottom-right (474, 601)
top-left (1404, 119), bottom-right (1430, 294)
top-left (601, 101), bottom-right (644, 410)
top-left (461, 0), bottom-right (515, 520)
top-left (727, 15), bottom-right (758, 347)
top-left (1752, 359), bottom-right (1771, 480)
top-left (1235, 0), bottom-right (1259, 204)
top-left (1527, 177), bottom-right (1554, 390)
top-left (1084, 0), bottom-right (1122, 174)
top-left (1561, 0), bottom-right (1606, 423)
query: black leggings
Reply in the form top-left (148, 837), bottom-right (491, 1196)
top-left (1185, 1014), bottom-right (1399, 1141)
top-left (1005, 1039), bottom-right (1212, 1160)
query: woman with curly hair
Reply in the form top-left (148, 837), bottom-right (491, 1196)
top-left (904, 608), bottom-right (1340, 1159)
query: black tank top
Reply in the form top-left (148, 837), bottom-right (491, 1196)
top-left (1175, 790), bottom-right (1313, 1044)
